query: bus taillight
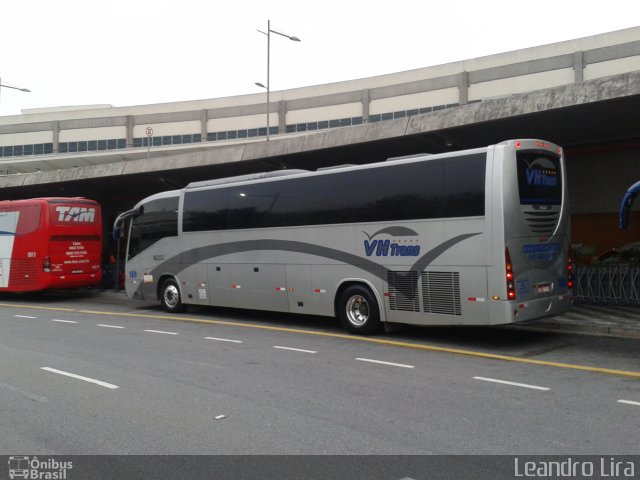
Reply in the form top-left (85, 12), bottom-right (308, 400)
top-left (567, 255), bottom-right (574, 289)
top-left (505, 249), bottom-right (516, 300)
top-left (43, 256), bottom-right (51, 273)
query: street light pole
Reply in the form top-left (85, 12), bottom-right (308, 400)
top-left (256, 20), bottom-right (300, 141)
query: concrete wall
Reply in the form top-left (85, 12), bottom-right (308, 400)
top-left (59, 126), bottom-right (126, 142)
top-left (0, 130), bottom-right (52, 146)
top-left (567, 149), bottom-right (640, 215)
top-left (568, 146), bottom-right (640, 255)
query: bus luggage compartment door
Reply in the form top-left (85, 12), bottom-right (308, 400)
top-left (207, 263), bottom-right (232, 308)
top-left (229, 264), bottom-right (289, 312)
top-left (286, 264), bottom-right (313, 315)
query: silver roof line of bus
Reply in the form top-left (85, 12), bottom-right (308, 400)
top-left (316, 164), bottom-right (356, 171)
top-left (386, 153), bottom-right (431, 162)
top-left (186, 169), bottom-right (309, 189)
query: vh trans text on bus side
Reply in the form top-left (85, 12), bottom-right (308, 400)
top-left (362, 227), bottom-right (421, 257)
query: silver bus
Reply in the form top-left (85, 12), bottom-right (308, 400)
top-left (114, 139), bottom-right (572, 334)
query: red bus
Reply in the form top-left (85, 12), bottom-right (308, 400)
top-left (0, 197), bottom-right (102, 292)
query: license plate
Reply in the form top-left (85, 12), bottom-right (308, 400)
top-left (536, 283), bottom-right (552, 293)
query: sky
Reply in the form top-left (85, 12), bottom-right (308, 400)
top-left (0, 0), bottom-right (638, 117)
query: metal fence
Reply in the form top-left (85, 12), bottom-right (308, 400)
top-left (573, 264), bottom-right (640, 305)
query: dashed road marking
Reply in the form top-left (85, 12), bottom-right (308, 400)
top-left (205, 336), bottom-right (243, 343)
top-left (356, 358), bottom-right (415, 369)
top-left (144, 329), bottom-right (178, 335)
top-left (273, 346), bottom-right (317, 354)
top-left (473, 376), bottom-right (550, 391)
top-left (41, 367), bottom-right (119, 390)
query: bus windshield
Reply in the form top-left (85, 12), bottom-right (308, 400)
top-left (128, 196), bottom-right (178, 260)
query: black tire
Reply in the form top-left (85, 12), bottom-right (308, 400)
top-left (160, 278), bottom-right (185, 313)
top-left (337, 284), bottom-right (383, 335)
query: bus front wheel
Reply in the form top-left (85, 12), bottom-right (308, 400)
top-left (160, 278), bottom-right (185, 313)
top-left (338, 285), bottom-right (382, 335)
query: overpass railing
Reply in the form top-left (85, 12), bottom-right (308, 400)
top-left (573, 264), bottom-right (640, 305)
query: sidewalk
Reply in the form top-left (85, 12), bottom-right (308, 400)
top-left (512, 304), bottom-right (640, 340)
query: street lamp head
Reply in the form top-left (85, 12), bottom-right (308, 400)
top-left (0, 81), bottom-right (31, 93)
top-left (266, 24), bottom-right (301, 43)
top-left (255, 82), bottom-right (267, 89)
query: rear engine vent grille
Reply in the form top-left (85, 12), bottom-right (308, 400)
top-left (524, 211), bottom-right (559, 235)
top-left (387, 271), bottom-right (419, 312)
top-left (422, 271), bottom-right (461, 315)
top-left (8, 258), bottom-right (39, 288)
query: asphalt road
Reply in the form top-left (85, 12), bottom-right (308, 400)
top-left (1, 290), bottom-right (639, 456)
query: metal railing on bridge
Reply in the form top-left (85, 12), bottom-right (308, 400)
top-left (573, 264), bottom-right (640, 305)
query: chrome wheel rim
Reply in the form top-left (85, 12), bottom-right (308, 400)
top-left (164, 284), bottom-right (180, 309)
top-left (345, 295), bottom-right (369, 326)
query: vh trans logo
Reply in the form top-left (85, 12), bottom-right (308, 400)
top-left (524, 157), bottom-right (558, 188)
top-left (363, 227), bottom-right (421, 257)
top-left (8, 456), bottom-right (73, 479)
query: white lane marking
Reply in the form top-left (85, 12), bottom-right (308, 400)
top-left (14, 315), bottom-right (37, 319)
top-left (41, 367), bottom-right (119, 390)
top-left (273, 345), bottom-right (317, 354)
top-left (355, 358), bottom-right (415, 369)
top-left (97, 324), bottom-right (125, 329)
top-left (144, 329), bottom-right (178, 335)
top-left (205, 336), bottom-right (243, 344)
top-left (52, 319), bottom-right (77, 324)
top-left (214, 415), bottom-right (226, 420)
top-left (618, 399), bottom-right (640, 407)
top-left (473, 376), bottom-right (550, 391)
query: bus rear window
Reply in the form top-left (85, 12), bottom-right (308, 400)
top-left (516, 151), bottom-right (562, 205)
top-left (0, 205), bottom-right (41, 235)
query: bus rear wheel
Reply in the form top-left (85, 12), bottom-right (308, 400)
top-left (338, 285), bottom-right (382, 335)
top-left (160, 278), bottom-right (185, 313)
